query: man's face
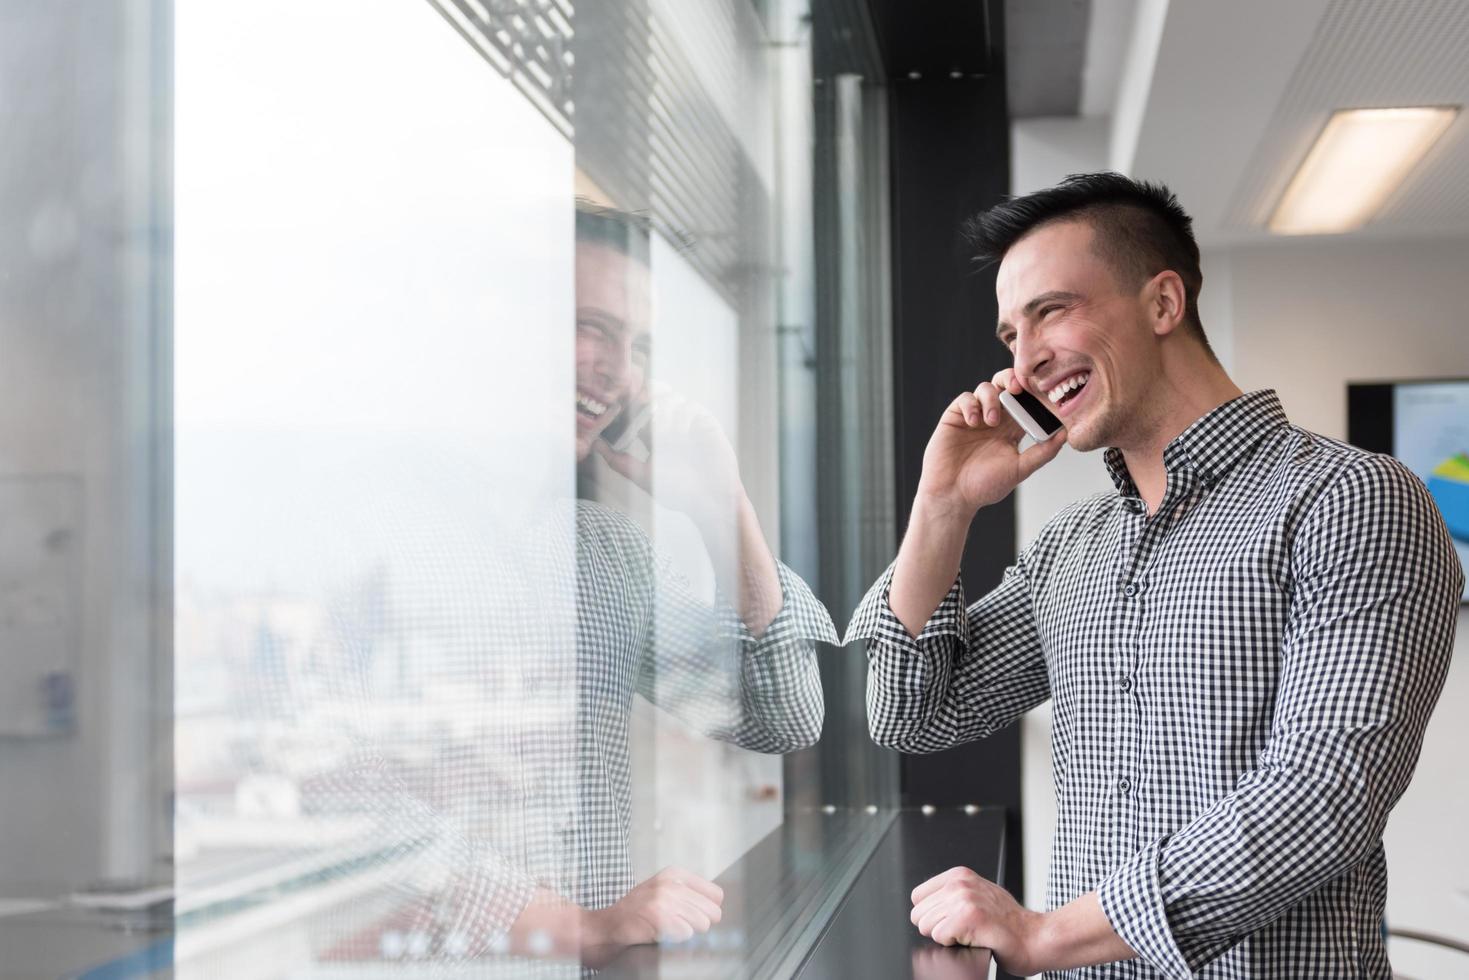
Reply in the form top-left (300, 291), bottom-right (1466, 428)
top-left (575, 241), bottom-right (651, 461)
top-left (994, 220), bottom-right (1158, 453)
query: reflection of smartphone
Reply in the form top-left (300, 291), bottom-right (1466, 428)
top-left (999, 388), bottom-right (1063, 442)
top-left (600, 400), bottom-right (654, 455)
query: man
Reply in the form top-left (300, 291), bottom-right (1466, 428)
top-left (845, 173), bottom-right (1461, 978)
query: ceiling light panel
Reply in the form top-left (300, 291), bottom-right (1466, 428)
top-left (1269, 106), bottom-right (1459, 235)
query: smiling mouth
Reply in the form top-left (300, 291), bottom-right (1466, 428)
top-left (576, 390), bottom-right (610, 420)
top-left (1045, 371), bottom-right (1090, 410)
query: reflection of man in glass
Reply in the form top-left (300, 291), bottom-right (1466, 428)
top-left (318, 201), bottom-right (832, 970)
top-left (479, 201), bottom-right (836, 958)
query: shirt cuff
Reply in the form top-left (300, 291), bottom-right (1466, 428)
top-left (433, 847), bottom-right (540, 957)
top-left (727, 560), bottom-right (839, 649)
top-left (841, 561), bottom-right (969, 650)
top-left (1097, 838), bottom-right (1195, 980)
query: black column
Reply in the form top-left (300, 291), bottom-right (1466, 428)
top-left (877, 0), bottom-right (1026, 909)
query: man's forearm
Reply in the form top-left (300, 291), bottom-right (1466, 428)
top-left (890, 491), bottom-right (974, 637)
top-left (693, 492), bottom-right (783, 638)
top-left (1029, 891), bottom-right (1136, 973)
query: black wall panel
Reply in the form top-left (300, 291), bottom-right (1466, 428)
top-left (878, 0), bottom-right (1027, 909)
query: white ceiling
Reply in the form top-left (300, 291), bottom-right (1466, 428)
top-left (1118, 0), bottom-right (1469, 245)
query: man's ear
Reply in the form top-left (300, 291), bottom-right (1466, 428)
top-left (1145, 270), bottom-right (1188, 338)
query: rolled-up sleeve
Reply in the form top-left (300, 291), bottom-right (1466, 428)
top-left (844, 558), bottom-right (1050, 754)
top-left (724, 560), bottom-right (838, 752)
top-left (642, 557), bottom-right (836, 753)
top-left (1097, 455), bottom-right (1462, 978)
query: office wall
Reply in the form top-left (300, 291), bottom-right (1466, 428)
top-left (1015, 232), bottom-right (1469, 957)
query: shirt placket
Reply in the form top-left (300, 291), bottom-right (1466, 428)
top-left (1111, 497), bottom-right (1147, 862)
top-left (1113, 472), bottom-right (1197, 858)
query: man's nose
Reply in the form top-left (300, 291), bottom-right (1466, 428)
top-left (1012, 332), bottom-right (1051, 389)
top-left (593, 336), bottom-right (635, 386)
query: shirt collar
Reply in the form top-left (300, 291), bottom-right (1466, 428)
top-left (1103, 389), bottom-right (1288, 499)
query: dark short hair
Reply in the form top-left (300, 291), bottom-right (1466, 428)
top-left (575, 198), bottom-right (651, 265)
top-left (963, 172), bottom-right (1213, 357)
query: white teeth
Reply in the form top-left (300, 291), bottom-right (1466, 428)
top-left (576, 391), bottom-right (608, 417)
top-left (1047, 372), bottom-right (1090, 404)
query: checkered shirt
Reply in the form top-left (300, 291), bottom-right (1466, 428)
top-left (845, 390), bottom-right (1462, 978)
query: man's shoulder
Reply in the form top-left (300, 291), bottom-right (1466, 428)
top-left (1237, 424), bottom-right (1447, 560)
top-left (1258, 423), bottom-right (1423, 505)
top-left (575, 499), bottom-right (656, 561)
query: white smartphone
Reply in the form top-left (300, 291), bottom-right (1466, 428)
top-left (601, 400), bottom-right (654, 455)
top-left (999, 388), bottom-right (1064, 442)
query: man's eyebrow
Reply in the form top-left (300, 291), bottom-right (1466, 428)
top-left (995, 290), bottom-right (1083, 339)
top-left (577, 306), bottom-right (628, 337)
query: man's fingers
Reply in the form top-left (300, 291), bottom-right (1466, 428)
top-left (639, 901), bottom-right (695, 943)
top-left (929, 916), bottom-right (960, 947)
top-left (945, 391), bottom-right (978, 427)
top-left (663, 869), bottom-right (724, 905)
top-left (910, 889), bottom-right (951, 930)
top-left (911, 866), bottom-right (968, 905)
top-left (1016, 426), bottom-right (1068, 480)
top-left (673, 885), bottom-right (722, 924)
top-left (915, 900), bottom-right (951, 939)
top-left (593, 439), bottom-right (650, 485)
top-left (970, 384), bottom-right (1003, 427)
top-left (668, 895), bottom-right (713, 933)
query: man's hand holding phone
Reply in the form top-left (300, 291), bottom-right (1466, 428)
top-left (592, 382), bottom-right (743, 526)
top-left (917, 368), bottom-right (1068, 518)
top-left (593, 383), bottom-right (784, 635)
top-left (890, 369), bottom-right (1066, 637)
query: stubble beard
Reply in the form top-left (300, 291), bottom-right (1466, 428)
top-left (1064, 386), bottom-right (1120, 453)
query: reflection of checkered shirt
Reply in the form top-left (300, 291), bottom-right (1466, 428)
top-left (561, 501), bottom-right (836, 910)
top-left (407, 498), bottom-right (836, 949)
top-left (846, 390), bottom-right (1462, 979)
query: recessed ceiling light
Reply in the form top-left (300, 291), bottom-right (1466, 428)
top-left (1268, 106), bottom-right (1459, 235)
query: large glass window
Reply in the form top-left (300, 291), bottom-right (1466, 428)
top-left (1, 0), bottom-right (898, 974)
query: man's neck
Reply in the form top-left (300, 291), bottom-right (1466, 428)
top-left (1119, 358), bottom-right (1243, 514)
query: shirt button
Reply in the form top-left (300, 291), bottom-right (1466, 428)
top-left (1123, 583), bottom-right (1139, 598)
top-left (1117, 778), bottom-right (1132, 795)
top-left (1119, 676), bottom-right (1133, 693)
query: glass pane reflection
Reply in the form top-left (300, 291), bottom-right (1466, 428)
top-left (0, 0), bottom-right (871, 973)
top-left (171, 0), bottom-right (836, 974)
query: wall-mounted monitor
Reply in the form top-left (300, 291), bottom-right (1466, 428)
top-left (1348, 379), bottom-right (1469, 602)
